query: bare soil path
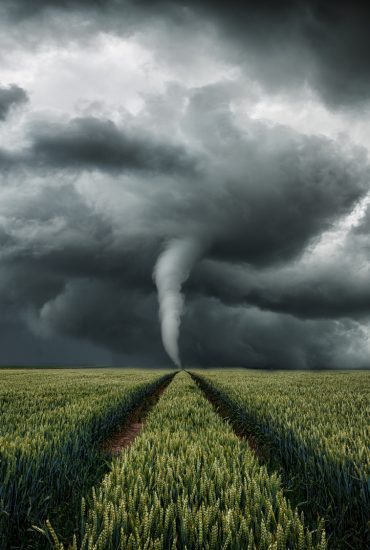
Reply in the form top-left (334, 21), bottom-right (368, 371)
top-left (103, 376), bottom-right (174, 455)
top-left (189, 371), bottom-right (267, 462)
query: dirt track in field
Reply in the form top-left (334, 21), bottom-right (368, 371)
top-left (189, 372), bottom-right (266, 462)
top-left (103, 377), bottom-right (173, 455)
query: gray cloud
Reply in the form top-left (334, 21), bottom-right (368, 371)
top-left (0, 116), bottom-right (196, 176)
top-left (0, 304), bottom-right (123, 367)
top-left (181, 296), bottom-right (369, 369)
top-left (171, 87), bottom-right (369, 268)
top-left (4, 91), bottom-right (368, 263)
top-left (185, 1), bottom-right (370, 107)
top-left (0, 85), bottom-right (369, 368)
top-left (0, 84), bottom-right (28, 121)
top-left (1, 2), bottom-right (370, 107)
top-left (191, 252), bottom-right (370, 321)
top-left (0, 5), bottom-right (370, 369)
top-left (26, 117), bottom-right (197, 174)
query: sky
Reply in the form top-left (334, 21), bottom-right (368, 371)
top-left (1, 0), bottom-right (370, 368)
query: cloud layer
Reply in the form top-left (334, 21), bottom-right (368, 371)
top-left (0, 2), bottom-right (369, 368)
top-left (0, 84), bottom-right (28, 121)
top-left (2, 1), bottom-right (370, 106)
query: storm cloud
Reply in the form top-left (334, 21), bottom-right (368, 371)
top-left (0, 84), bottom-right (28, 121)
top-left (0, 1), bottom-right (369, 368)
top-left (26, 117), bottom-right (197, 174)
top-left (2, 1), bottom-right (370, 107)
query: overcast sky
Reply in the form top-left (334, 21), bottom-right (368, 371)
top-left (1, 1), bottom-right (370, 368)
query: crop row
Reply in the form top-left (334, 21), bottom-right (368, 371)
top-left (191, 369), bottom-right (370, 548)
top-left (50, 371), bottom-right (326, 549)
top-left (0, 368), bottom-right (171, 549)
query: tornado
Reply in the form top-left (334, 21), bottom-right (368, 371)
top-left (153, 237), bottom-right (203, 367)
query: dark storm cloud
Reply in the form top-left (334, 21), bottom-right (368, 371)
top-left (191, 255), bottom-right (370, 321)
top-left (183, 0), bottom-right (370, 107)
top-left (0, 84), bottom-right (28, 121)
top-left (0, 148), bottom-right (17, 170)
top-left (0, 182), bottom-right (166, 363)
top-left (181, 296), bottom-right (369, 369)
top-left (1, 88), bottom-right (369, 368)
top-left (242, 280), bottom-right (370, 320)
top-left (26, 117), bottom-right (197, 174)
top-left (4, 99), bottom-right (366, 268)
top-left (35, 279), bottom-right (165, 358)
top-left (0, 303), bottom-right (130, 366)
top-left (0, 0), bottom-right (369, 373)
top-left (0, 116), bottom-right (197, 177)
top-left (177, 87), bottom-right (369, 266)
top-left (2, 1), bottom-right (370, 107)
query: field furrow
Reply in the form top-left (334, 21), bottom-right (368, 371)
top-left (102, 375), bottom-right (173, 455)
top-left (190, 370), bottom-right (370, 548)
top-left (0, 369), bottom-right (172, 549)
top-left (50, 371), bottom-right (326, 549)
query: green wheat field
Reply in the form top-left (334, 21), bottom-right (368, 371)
top-left (0, 368), bottom-right (369, 549)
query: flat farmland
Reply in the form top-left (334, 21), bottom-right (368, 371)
top-left (192, 370), bottom-right (370, 549)
top-left (0, 368), bottom-right (368, 549)
top-left (0, 368), bottom-right (172, 549)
